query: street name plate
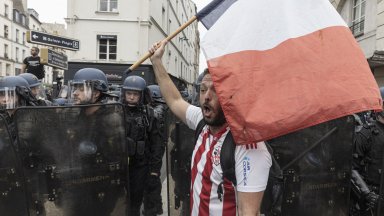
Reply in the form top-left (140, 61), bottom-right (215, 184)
top-left (40, 48), bottom-right (68, 70)
top-left (27, 30), bottom-right (80, 51)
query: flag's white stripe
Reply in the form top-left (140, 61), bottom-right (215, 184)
top-left (201, 0), bottom-right (347, 60)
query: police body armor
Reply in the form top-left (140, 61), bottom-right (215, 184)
top-left (125, 105), bottom-right (153, 159)
top-left (0, 114), bottom-right (29, 216)
top-left (14, 104), bottom-right (128, 216)
top-left (261, 115), bottom-right (354, 216)
top-left (353, 122), bottom-right (384, 215)
top-left (362, 123), bottom-right (384, 186)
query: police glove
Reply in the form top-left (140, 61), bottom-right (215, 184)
top-left (147, 173), bottom-right (161, 190)
top-left (365, 191), bottom-right (379, 209)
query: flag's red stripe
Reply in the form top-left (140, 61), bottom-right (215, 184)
top-left (207, 26), bottom-right (382, 144)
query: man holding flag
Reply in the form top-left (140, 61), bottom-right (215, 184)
top-left (127, 0), bottom-right (382, 215)
top-left (149, 41), bottom-right (272, 216)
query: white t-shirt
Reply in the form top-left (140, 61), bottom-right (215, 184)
top-left (186, 105), bottom-right (272, 216)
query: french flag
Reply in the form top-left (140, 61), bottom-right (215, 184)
top-left (198, 0), bottom-right (382, 144)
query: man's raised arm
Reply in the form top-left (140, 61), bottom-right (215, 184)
top-left (149, 41), bottom-right (190, 124)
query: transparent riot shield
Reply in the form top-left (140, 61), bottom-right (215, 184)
top-left (165, 110), bottom-right (194, 216)
top-left (14, 104), bottom-right (128, 216)
top-left (261, 115), bottom-right (354, 216)
top-left (0, 114), bottom-right (29, 216)
top-left (378, 154), bottom-right (384, 216)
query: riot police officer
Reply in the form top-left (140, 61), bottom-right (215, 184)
top-left (121, 76), bottom-right (162, 216)
top-left (0, 76), bottom-right (32, 216)
top-left (0, 76), bottom-right (35, 138)
top-left (19, 73), bottom-right (51, 106)
top-left (64, 68), bottom-right (126, 215)
top-left (145, 84), bottom-right (167, 215)
top-left (352, 87), bottom-right (384, 215)
top-left (70, 68), bottom-right (110, 106)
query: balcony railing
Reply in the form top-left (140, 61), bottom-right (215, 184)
top-left (350, 19), bottom-right (365, 37)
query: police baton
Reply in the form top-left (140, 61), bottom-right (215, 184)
top-left (125, 16), bottom-right (197, 75)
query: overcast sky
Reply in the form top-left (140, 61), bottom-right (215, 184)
top-left (27, 0), bottom-right (210, 72)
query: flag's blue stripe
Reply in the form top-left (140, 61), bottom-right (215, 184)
top-left (196, 0), bottom-right (238, 30)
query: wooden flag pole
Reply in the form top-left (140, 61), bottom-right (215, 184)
top-left (127, 16), bottom-right (198, 73)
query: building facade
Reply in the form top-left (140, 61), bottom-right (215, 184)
top-left (65, 0), bottom-right (199, 89)
top-left (332, 0), bottom-right (384, 86)
top-left (0, 0), bottom-right (64, 84)
top-left (0, 0), bottom-right (29, 77)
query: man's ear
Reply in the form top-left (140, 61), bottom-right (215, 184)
top-left (92, 90), bottom-right (101, 101)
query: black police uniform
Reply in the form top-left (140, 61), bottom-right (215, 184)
top-left (143, 102), bottom-right (167, 215)
top-left (353, 121), bottom-right (384, 215)
top-left (125, 105), bottom-right (162, 216)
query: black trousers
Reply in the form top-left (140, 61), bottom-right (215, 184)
top-left (129, 161), bottom-right (148, 216)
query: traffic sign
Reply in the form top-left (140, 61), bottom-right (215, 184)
top-left (40, 48), bottom-right (68, 70)
top-left (26, 30), bottom-right (80, 51)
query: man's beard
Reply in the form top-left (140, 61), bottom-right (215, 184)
top-left (203, 106), bottom-right (227, 126)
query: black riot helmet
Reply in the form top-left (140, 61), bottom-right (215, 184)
top-left (123, 75), bottom-right (146, 91)
top-left (70, 68), bottom-right (109, 104)
top-left (0, 76), bottom-right (31, 110)
top-left (121, 75), bottom-right (148, 106)
top-left (72, 68), bottom-right (108, 92)
top-left (376, 87), bottom-right (384, 120)
top-left (147, 84), bottom-right (165, 104)
top-left (192, 70), bottom-right (207, 106)
top-left (19, 73), bottom-right (41, 88)
top-left (380, 87), bottom-right (384, 100)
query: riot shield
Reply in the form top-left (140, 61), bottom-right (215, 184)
top-left (378, 151), bottom-right (384, 216)
top-left (0, 114), bottom-right (29, 216)
top-left (14, 104), bottom-right (128, 216)
top-left (261, 115), bottom-right (354, 216)
top-left (165, 110), bottom-right (194, 216)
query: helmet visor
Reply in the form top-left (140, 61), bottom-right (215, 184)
top-left (31, 85), bottom-right (47, 100)
top-left (68, 81), bottom-right (94, 105)
top-left (0, 87), bottom-right (18, 110)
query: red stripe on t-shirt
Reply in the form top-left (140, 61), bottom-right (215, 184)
top-left (190, 129), bottom-right (209, 214)
top-left (222, 178), bottom-right (236, 216)
top-left (198, 127), bottom-right (228, 215)
top-left (197, 141), bottom-right (215, 215)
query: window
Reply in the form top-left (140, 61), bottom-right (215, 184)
top-left (351, 0), bottom-right (366, 36)
top-left (22, 49), bottom-right (25, 60)
top-left (15, 68), bottom-right (21, 75)
top-left (22, 32), bottom-right (25, 44)
top-left (13, 9), bottom-right (19, 23)
top-left (98, 35), bottom-right (117, 60)
top-left (6, 64), bottom-right (11, 76)
top-left (15, 47), bottom-right (19, 62)
top-left (100, 0), bottom-right (118, 12)
top-left (21, 15), bottom-right (26, 26)
top-left (4, 4), bottom-right (8, 18)
top-left (16, 29), bottom-right (19, 43)
top-left (4, 25), bottom-right (8, 38)
top-left (4, 44), bottom-right (8, 58)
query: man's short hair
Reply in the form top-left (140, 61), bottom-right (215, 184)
top-left (202, 68), bottom-right (209, 78)
top-left (32, 47), bottom-right (40, 53)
